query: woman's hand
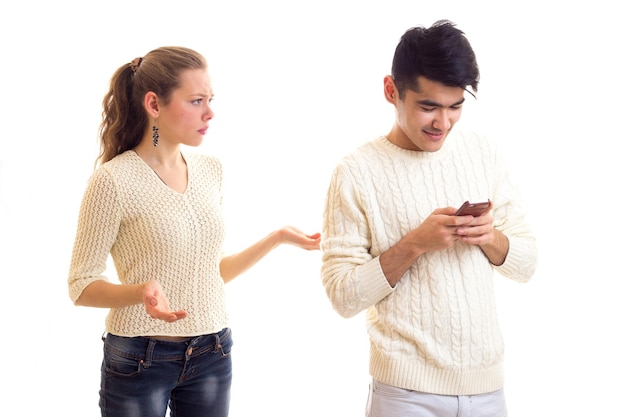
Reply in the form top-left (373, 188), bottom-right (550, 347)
top-left (219, 226), bottom-right (321, 282)
top-left (142, 280), bottom-right (188, 322)
top-left (277, 226), bottom-right (321, 250)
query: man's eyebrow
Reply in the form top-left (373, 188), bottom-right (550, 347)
top-left (417, 97), bottom-right (466, 107)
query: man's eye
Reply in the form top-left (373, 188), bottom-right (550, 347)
top-left (420, 107), bottom-right (436, 112)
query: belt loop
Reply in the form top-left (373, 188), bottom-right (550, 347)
top-left (212, 332), bottom-right (225, 356)
top-left (143, 338), bottom-right (157, 368)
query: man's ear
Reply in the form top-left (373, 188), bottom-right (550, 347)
top-left (144, 91), bottom-right (160, 118)
top-left (383, 75), bottom-right (397, 104)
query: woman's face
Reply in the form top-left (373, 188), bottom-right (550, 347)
top-left (157, 68), bottom-right (214, 147)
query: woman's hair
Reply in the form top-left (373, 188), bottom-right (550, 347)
top-left (391, 20), bottom-right (479, 99)
top-left (97, 46), bottom-right (207, 166)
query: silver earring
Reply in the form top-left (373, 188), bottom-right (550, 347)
top-left (152, 124), bottom-right (159, 147)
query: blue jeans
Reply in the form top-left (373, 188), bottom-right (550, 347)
top-left (100, 328), bottom-right (233, 417)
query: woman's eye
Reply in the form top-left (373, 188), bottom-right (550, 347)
top-left (192, 99), bottom-right (202, 105)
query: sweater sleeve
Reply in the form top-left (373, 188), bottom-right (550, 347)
top-left (67, 168), bottom-right (121, 303)
top-left (490, 143), bottom-right (538, 283)
top-left (321, 164), bottom-right (394, 318)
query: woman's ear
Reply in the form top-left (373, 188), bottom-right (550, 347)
top-left (144, 91), bottom-right (160, 118)
top-left (383, 75), bottom-right (397, 104)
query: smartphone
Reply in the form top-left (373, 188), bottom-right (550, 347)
top-left (455, 200), bottom-right (491, 217)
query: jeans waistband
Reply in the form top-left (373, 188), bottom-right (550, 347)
top-left (103, 328), bottom-right (231, 363)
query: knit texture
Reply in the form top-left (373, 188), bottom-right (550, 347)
top-left (321, 132), bottom-right (537, 395)
top-left (68, 150), bottom-right (228, 337)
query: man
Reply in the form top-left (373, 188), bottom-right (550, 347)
top-left (320, 20), bottom-right (537, 417)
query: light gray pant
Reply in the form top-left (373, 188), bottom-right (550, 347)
top-left (366, 379), bottom-right (508, 417)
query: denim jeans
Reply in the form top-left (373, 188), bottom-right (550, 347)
top-left (100, 328), bottom-right (233, 417)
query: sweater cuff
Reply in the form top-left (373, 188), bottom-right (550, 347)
top-left (359, 256), bottom-right (394, 302)
top-left (495, 235), bottom-right (537, 283)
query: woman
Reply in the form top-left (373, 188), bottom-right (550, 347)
top-left (68, 46), bottom-right (320, 417)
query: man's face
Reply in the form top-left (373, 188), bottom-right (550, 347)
top-left (387, 76), bottom-right (466, 152)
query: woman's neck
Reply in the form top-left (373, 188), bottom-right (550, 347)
top-left (134, 141), bottom-right (184, 169)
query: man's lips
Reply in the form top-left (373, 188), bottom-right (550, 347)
top-left (424, 130), bottom-right (444, 140)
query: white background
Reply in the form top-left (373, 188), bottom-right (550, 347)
top-left (1, 1), bottom-right (624, 416)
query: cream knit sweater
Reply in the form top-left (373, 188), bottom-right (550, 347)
top-left (68, 150), bottom-right (228, 337)
top-left (321, 132), bottom-right (537, 396)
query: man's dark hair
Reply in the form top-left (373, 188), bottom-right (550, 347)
top-left (391, 20), bottom-right (479, 99)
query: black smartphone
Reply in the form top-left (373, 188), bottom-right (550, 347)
top-left (455, 200), bottom-right (491, 217)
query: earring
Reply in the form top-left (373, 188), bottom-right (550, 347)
top-left (152, 123), bottom-right (159, 147)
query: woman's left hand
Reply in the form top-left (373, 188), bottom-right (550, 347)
top-left (278, 226), bottom-right (321, 250)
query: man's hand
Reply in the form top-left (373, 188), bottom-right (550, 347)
top-left (381, 204), bottom-right (501, 286)
top-left (453, 203), bottom-right (509, 266)
top-left (407, 207), bottom-right (471, 252)
top-left (453, 206), bottom-right (495, 245)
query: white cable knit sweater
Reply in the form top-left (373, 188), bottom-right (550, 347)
top-left (321, 132), bottom-right (537, 396)
top-left (68, 150), bottom-right (228, 337)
